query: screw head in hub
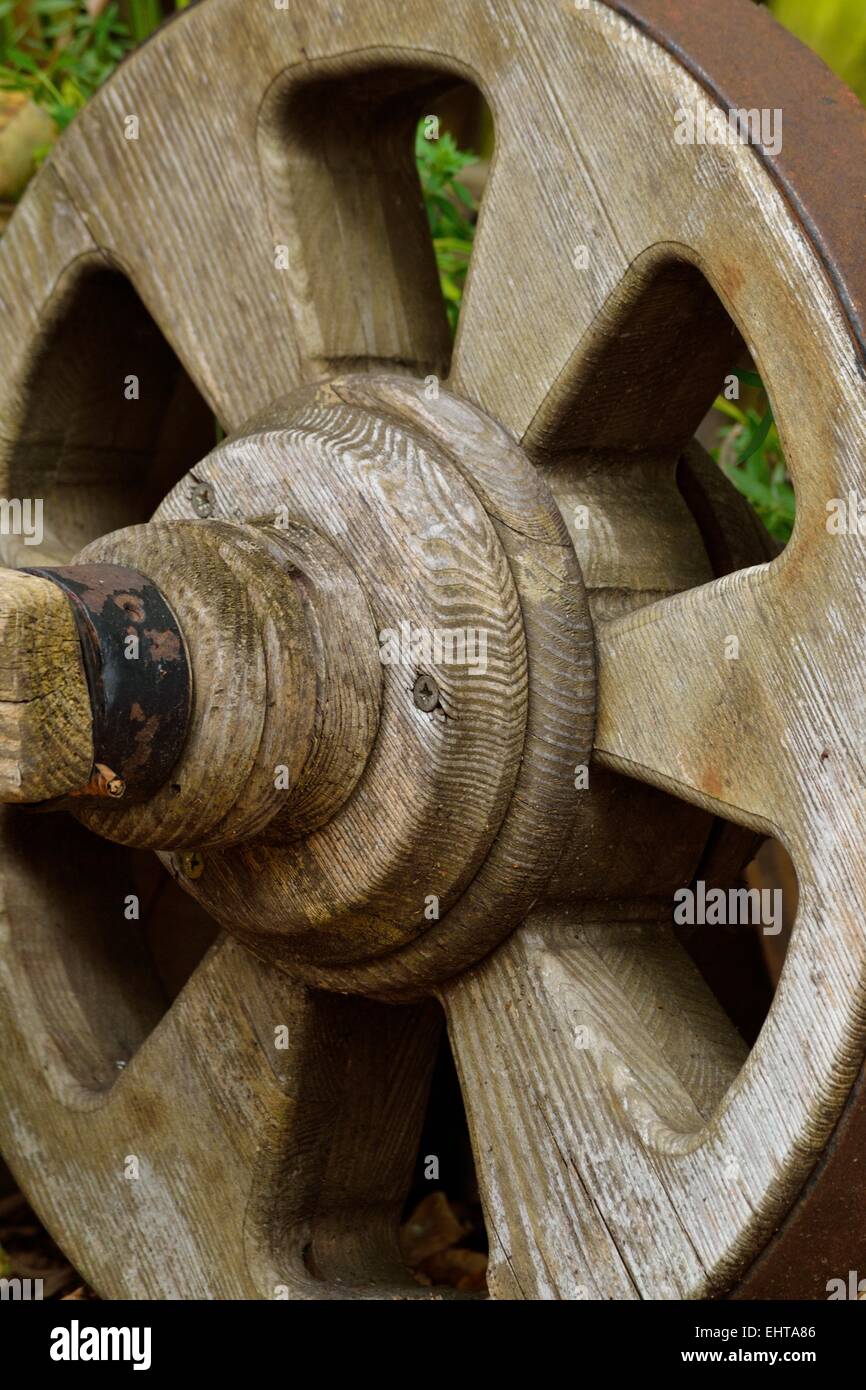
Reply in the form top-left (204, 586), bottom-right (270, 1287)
top-left (190, 482), bottom-right (215, 518)
top-left (177, 850), bottom-right (205, 880)
top-left (412, 673), bottom-right (440, 712)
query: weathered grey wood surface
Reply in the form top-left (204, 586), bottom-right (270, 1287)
top-left (0, 0), bottom-right (864, 1300)
top-left (0, 570), bottom-right (92, 801)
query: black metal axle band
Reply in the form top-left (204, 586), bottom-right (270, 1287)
top-left (23, 564), bottom-right (191, 802)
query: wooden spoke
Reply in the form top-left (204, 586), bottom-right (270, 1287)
top-left (25, 58), bottom-right (307, 432)
top-left (443, 906), bottom-right (748, 1299)
top-left (434, 0), bottom-right (866, 1302)
top-left (595, 565), bottom-right (783, 836)
top-left (0, 166), bottom-right (108, 563)
top-left (444, 888), bottom-right (866, 1299)
top-left (0, 807), bottom-right (441, 1298)
top-left (594, 506), bottom-right (866, 849)
top-left (0, 166), bottom-right (216, 563)
top-left (42, 4), bottom-right (457, 430)
top-left (446, 12), bottom-right (765, 444)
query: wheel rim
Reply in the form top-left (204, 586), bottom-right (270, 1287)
top-left (1, 0), bottom-right (865, 1300)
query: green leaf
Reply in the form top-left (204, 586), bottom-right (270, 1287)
top-left (451, 178), bottom-right (476, 210)
top-left (737, 407), bottom-right (774, 465)
top-left (771, 0), bottom-right (866, 106)
top-left (713, 395), bottom-right (749, 426)
top-left (732, 367), bottom-right (764, 390)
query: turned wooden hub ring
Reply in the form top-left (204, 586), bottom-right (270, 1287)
top-left (0, 377), bottom-right (594, 990)
top-left (142, 376), bottom-right (594, 993)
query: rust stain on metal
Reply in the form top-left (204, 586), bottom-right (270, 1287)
top-left (124, 713), bottom-right (161, 778)
top-left (113, 591), bottom-right (146, 623)
top-left (22, 563), bottom-right (191, 804)
top-left (144, 627), bottom-right (182, 662)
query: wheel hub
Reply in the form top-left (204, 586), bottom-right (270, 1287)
top-left (2, 376), bottom-right (595, 994)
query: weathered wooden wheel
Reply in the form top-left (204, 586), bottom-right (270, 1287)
top-left (2, 0), bottom-right (866, 1300)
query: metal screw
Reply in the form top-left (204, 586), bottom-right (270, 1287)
top-left (191, 481), bottom-right (215, 518)
top-left (177, 850), bottom-right (205, 881)
top-left (412, 673), bottom-right (440, 712)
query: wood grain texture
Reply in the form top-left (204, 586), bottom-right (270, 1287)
top-left (259, 61), bottom-right (452, 382)
top-left (73, 519), bottom-right (316, 850)
top-left (443, 905), bottom-right (747, 1299)
top-left (535, 434), bottom-right (716, 905)
top-left (432, 0), bottom-right (866, 1297)
top-left (2, 512), bottom-right (379, 858)
top-left (0, 180), bottom-right (213, 566)
top-left (0, 569), bottom-right (92, 801)
top-left (0, 802), bottom-right (442, 1297)
top-left (280, 375), bottom-right (594, 998)
top-left (157, 390), bottom-right (529, 970)
top-left (251, 520), bottom-right (383, 841)
top-left (0, 0), bottom-right (864, 1300)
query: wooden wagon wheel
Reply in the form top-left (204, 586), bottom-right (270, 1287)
top-left (1, 0), bottom-right (866, 1300)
